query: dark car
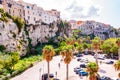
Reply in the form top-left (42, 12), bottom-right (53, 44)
top-left (76, 54), bottom-right (83, 57)
top-left (77, 57), bottom-right (81, 61)
top-left (42, 73), bottom-right (54, 80)
top-left (78, 70), bottom-right (88, 76)
top-left (112, 56), bottom-right (118, 60)
top-left (100, 76), bottom-right (112, 80)
top-left (80, 64), bottom-right (86, 68)
top-left (106, 61), bottom-right (114, 64)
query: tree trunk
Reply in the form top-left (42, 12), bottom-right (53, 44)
top-left (119, 48), bottom-right (120, 60)
top-left (89, 75), bottom-right (96, 80)
top-left (48, 61), bottom-right (50, 80)
top-left (95, 50), bottom-right (98, 65)
top-left (66, 64), bottom-right (69, 80)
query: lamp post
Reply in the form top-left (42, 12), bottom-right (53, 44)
top-left (39, 68), bottom-right (42, 80)
top-left (55, 71), bottom-right (57, 79)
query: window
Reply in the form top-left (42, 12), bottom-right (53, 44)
top-left (27, 6), bottom-right (30, 9)
top-left (8, 3), bottom-right (12, 8)
top-left (19, 9), bottom-right (21, 12)
top-left (34, 17), bottom-right (36, 21)
top-left (9, 9), bottom-right (11, 14)
top-left (28, 16), bottom-right (30, 20)
top-left (28, 11), bottom-right (30, 14)
top-left (0, 0), bottom-right (3, 4)
top-left (31, 7), bottom-right (33, 10)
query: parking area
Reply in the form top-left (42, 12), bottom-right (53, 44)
top-left (11, 55), bottom-right (119, 80)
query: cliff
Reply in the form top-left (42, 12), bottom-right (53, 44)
top-left (0, 21), bottom-right (28, 56)
top-left (78, 21), bottom-right (117, 39)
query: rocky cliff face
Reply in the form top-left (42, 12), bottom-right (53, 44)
top-left (0, 21), bottom-right (28, 56)
top-left (0, 19), bottom-right (72, 55)
top-left (78, 21), bottom-right (117, 39)
top-left (0, 18), bottom-right (118, 55)
top-left (26, 22), bottom-right (58, 46)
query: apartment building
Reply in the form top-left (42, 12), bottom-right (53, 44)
top-left (41, 10), bottom-right (59, 24)
top-left (69, 20), bottom-right (77, 30)
top-left (6, 0), bottom-right (24, 19)
top-left (0, 0), bottom-right (60, 25)
top-left (50, 9), bottom-right (60, 19)
top-left (78, 21), bottom-right (94, 35)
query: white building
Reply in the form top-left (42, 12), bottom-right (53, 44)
top-left (41, 10), bottom-right (58, 24)
top-left (0, 0), bottom-right (60, 25)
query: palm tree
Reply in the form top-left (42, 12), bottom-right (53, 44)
top-left (42, 45), bottom-right (55, 80)
top-left (116, 38), bottom-right (120, 60)
top-left (91, 37), bottom-right (102, 65)
top-left (114, 60), bottom-right (120, 78)
top-left (66, 38), bottom-right (75, 45)
top-left (87, 62), bottom-right (99, 80)
top-left (60, 45), bottom-right (73, 80)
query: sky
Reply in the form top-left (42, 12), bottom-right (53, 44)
top-left (17, 0), bottom-right (120, 28)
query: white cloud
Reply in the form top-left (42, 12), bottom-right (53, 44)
top-left (61, 0), bottom-right (100, 20)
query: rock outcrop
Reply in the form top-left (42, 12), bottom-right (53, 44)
top-left (0, 21), bottom-right (28, 56)
top-left (78, 21), bottom-right (117, 40)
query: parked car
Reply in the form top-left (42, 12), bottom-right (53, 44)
top-left (77, 57), bottom-right (81, 61)
top-left (94, 54), bottom-right (105, 60)
top-left (74, 68), bottom-right (83, 74)
top-left (42, 73), bottom-right (54, 80)
top-left (78, 70), bottom-right (88, 76)
top-left (80, 64), bottom-right (86, 68)
top-left (112, 77), bottom-right (120, 80)
top-left (106, 61), bottom-right (114, 64)
top-left (76, 54), bottom-right (83, 57)
top-left (112, 56), bottom-right (118, 60)
top-left (100, 76), bottom-right (112, 80)
top-left (79, 58), bottom-right (89, 63)
top-left (74, 67), bottom-right (81, 72)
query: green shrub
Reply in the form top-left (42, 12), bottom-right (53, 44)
top-left (0, 8), bottom-right (4, 13)
top-left (0, 13), bottom-right (8, 22)
top-left (12, 33), bottom-right (16, 38)
top-left (0, 45), bottom-right (6, 52)
top-left (13, 17), bottom-right (25, 33)
top-left (0, 52), bottom-right (20, 74)
top-left (5, 12), bottom-right (12, 19)
top-left (0, 54), bottom-right (13, 73)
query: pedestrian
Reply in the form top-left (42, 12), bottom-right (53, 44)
top-left (58, 63), bottom-right (60, 69)
top-left (100, 61), bottom-right (102, 65)
top-left (55, 71), bottom-right (57, 78)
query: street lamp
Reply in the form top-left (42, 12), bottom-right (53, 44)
top-left (55, 71), bottom-right (57, 79)
top-left (39, 68), bottom-right (42, 80)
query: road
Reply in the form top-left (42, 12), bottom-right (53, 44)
top-left (11, 55), bottom-right (119, 80)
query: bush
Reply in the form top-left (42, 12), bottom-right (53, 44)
top-left (13, 17), bottom-right (25, 33)
top-left (0, 52), bottom-right (20, 74)
top-left (0, 8), bottom-right (4, 13)
top-left (14, 55), bottom-right (42, 72)
top-left (0, 13), bottom-right (8, 22)
top-left (0, 45), bottom-right (6, 52)
top-left (5, 12), bottom-right (12, 19)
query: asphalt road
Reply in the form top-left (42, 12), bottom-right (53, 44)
top-left (11, 55), bottom-right (119, 80)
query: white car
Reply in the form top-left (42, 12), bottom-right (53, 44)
top-left (112, 77), bottom-right (120, 80)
